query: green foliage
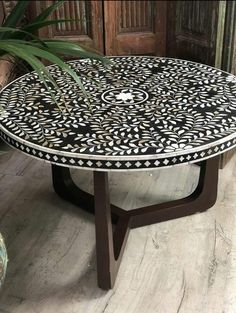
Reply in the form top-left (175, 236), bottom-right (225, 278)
top-left (0, 233), bottom-right (7, 288)
top-left (0, 0), bottom-right (28, 34)
top-left (0, 0), bottom-right (109, 98)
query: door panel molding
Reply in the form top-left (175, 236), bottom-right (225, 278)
top-left (104, 1), bottom-right (167, 56)
top-left (167, 1), bottom-right (219, 66)
top-left (28, 0), bottom-right (104, 53)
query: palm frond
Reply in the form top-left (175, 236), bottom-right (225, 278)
top-left (42, 40), bottom-right (111, 64)
top-left (22, 19), bottom-right (83, 34)
top-left (1, 0), bottom-right (28, 29)
top-left (0, 0), bottom-right (109, 112)
top-left (0, 42), bottom-right (58, 86)
top-left (0, 27), bottom-right (47, 49)
top-left (33, 0), bottom-right (65, 23)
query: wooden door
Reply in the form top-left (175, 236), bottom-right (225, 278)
top-left (166, 1), bottom-right (235, 167)
top-left (166, 1), bottom-right (219, 66)
top-left (28, 0), bottom-right (167, 56)
top-left (104, 1), bottom-right (167, 56)
top-left (28, 0), bottom-right (104, 53)
top-left (0, 2), bottom-right (4, 25)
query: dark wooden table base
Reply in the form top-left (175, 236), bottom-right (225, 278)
top-left (51, 155), bottom-right (220, 290)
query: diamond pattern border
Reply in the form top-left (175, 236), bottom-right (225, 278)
top-left (1, 131), bottom-right (235, 171)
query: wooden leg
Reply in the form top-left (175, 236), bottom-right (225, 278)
top-left (51, 167), bottom-right (130, 289)
top-left (94, 172), bottom-right (130, 289)
top-left (129, 156), bottom-right (220, 228)
top-left (51, 155), bottom-right (220, 289)
top-left (51, 165), bottom-right (94, 213)
top-left (51, 165), bottom-right (123, 222)
top-left (129, 156), bottom-right (219, 228)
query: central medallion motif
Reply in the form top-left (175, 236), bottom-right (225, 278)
top-left (101, 88), bottom-right (149, 105)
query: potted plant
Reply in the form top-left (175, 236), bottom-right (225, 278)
top-left (0, 0), bottom-right (109, 103)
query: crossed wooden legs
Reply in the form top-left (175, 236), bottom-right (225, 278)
top-left (51, 156), bottom-right (219, 290)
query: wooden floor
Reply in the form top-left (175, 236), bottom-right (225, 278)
top-left (0, 146), bottom-right (235, 313)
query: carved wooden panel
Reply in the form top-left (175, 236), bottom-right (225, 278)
top-left (104, 1), bottom-right (167, 56)
top-left (28, 0), bottom-right (104, 53)
top-left (119, 1), bottom-right (153, 33)
top-left (167, 1), bottom-right (219, 66)
top-left (176, 1), bottom-right (211, 35)
top-left (52, 1), bottom-right (92, 36)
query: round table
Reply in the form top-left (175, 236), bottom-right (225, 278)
top-left (0, 56), bottom-right (236, 289)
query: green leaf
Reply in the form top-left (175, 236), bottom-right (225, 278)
top-left (0, 39), bottom-right (35, 44)
top-left (43, 40), bottom-right (110, 64)
top-left (0, 42), bottom-right (67, 109)
top-left (0, 41), bottom-right (87, 98)
top-left (1, 0), bottom-right (28, 28)
top-left (33, 0), bottom-right (65, 23)
top-left (0, 27), bottom-right (47, 45)
top-left (18, 43), bottom-right (86, 93)
top-left (0, 42), bottom-right (57, 89)
top-left (23, 19), bottom-right (82, 33)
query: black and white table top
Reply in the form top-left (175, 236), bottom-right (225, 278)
top-left (0, 56), bottom-right (236, 171)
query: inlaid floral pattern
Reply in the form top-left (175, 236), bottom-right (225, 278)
top-left (0, 56), bottom-right (235, 170)
top-left (101, 88), bottom-right (149, 105)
